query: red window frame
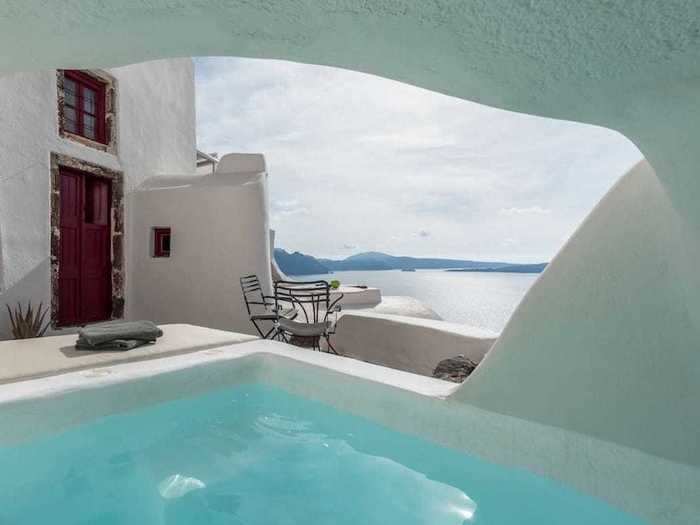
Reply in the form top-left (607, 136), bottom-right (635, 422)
top-left (62, 70), bottom-right (107, 144)
top-left (153, 228), bottom-right (171, 258)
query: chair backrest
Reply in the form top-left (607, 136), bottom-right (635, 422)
top-left (274, 280), bottom-right (331, 324)
top-left (239, 274), bottom-right (267, 315)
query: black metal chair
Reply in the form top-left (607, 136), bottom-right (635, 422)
top-left (239, 275), bottom-right (297, 339)
top-left (273, 280), bottom-right (343, 353)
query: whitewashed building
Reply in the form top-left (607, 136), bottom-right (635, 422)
top-left (0, 59), bottom-right (272, 339)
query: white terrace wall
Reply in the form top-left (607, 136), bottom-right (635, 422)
top-left (129, 154), bottom-right (272, 335)
top-left (335, 311), bottom-right (497, 376)
top-left (0, 59), bottom-right (196, 339)
top-left (458, 160), bottom-right (700, 466)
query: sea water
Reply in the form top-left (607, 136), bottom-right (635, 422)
top-left (296, 270), bottom-right (538, 332)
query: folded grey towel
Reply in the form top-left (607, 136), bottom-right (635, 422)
top-left (77, 320), bottom-right (163, 347)
top-left (75, 339), bottom-right (154, 352)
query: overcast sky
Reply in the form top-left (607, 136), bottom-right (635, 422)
top-left (195, 57), bottom-right (642, 263)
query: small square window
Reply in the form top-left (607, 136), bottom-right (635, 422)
top-left (153, 228), bottom-right (171, 258)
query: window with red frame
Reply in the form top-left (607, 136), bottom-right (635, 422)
top-left (153, 228), bottom-right (171, 258)
top-left (62, 71), bottom-right (107, 144)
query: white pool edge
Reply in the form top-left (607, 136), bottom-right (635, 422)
top-left (0, 339), bottom-right (457, 404)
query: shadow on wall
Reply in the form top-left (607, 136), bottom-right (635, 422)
top-left (0, 258), bottom-right (51, 340)
top-left (0, 224), bottom-right (3, 297)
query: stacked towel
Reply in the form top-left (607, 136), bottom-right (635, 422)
top-left (76, 320), bottom-right (163, 351)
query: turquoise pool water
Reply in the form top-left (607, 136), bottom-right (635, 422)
top-left (0, 384), bottom-right (642, 524)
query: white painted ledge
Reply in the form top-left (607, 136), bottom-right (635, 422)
top-left (216, 152), bottom-right (266, 174)
top-left (331, 285), bottom-right (381, 306)
top-left (0, 339), bottom-right (456, 405)
top-left (333, 311), bottom-right (497, 376)
top-left (0, 323), bottom-right (257, 385)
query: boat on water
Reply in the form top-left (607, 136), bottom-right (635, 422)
top-left (401, 268), bottom-right (416, 272)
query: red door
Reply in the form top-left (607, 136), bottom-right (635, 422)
top-left (58, 168), bottom-right (112, 326)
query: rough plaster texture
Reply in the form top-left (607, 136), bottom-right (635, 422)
top-left (130, 154), bottom-right (272, 335)
top-left (0, 0), bottom-right (699, 476)
top-left (0, 59), bottom-right (196, 338)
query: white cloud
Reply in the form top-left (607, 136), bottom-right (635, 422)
top-left (196, 57), bottom-right (642, 261)
top-left (271, 199), bottom-right (309, 217)
top-left (499, 206), bottom-right (551, 216)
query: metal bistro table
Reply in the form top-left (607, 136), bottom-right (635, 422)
top-left (272, 280), bottom-right (343, 353)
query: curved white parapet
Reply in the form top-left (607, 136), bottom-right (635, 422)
top-left (331, 285), bottom-right (382, 307)
top-left (334, 311), bottom-right (497, 376)
top-left (457, 160), bottom-right (700, 466)
top-left (216, 153), bottom-right (266, 175)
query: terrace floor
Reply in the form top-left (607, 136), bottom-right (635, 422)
top-left (0, 324), bottom-right (256, 385)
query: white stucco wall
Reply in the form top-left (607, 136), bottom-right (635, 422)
top-left (458, 160), bottom-right (700, 466)
top-left (335, 311), bottom-right (496, 376)
top-left (129, 154), bottom-right (272, 335)
top-left (269, 229), bottom-right (288, 282)
top-left (0, 59), bottom-right (196, 339)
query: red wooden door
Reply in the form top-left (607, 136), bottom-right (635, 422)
top-left (58, 170), bottom-right (82, 325)
top-left (58, 169), bottom-right (112, 326)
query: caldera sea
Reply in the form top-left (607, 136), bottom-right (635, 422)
top-left (293, 270), bottom-right (538, 333)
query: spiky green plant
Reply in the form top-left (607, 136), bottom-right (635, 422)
top-left (6, 301), bottom-right (49, 339)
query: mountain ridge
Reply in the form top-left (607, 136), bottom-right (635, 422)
top-left (274, 249), bottom-right (547, 275)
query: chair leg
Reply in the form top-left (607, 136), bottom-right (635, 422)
top-left (251, 320), bottom-right (266, 338)
top-left (325, 335), bottom-right (339, 355)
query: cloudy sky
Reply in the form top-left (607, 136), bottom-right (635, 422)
top-left (195, 57), bottom-right (642, 263)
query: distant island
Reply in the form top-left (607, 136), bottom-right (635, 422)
top-left (447, 263), bottom-right (547, 274)
top-left (275, 249), bottom-right (547, 275)
top-left (273, 249), bottom-right (329, 275)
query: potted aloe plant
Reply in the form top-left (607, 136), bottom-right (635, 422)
top-left (5, 301), bottom-right (50, 339)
